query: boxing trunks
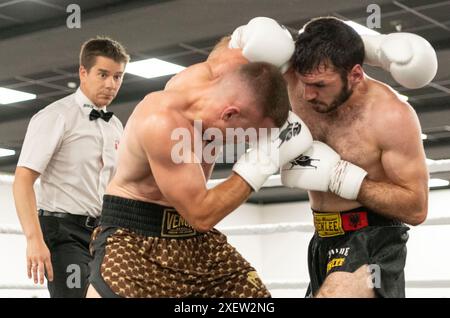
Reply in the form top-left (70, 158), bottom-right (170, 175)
top-left (89, 195), bottom-right (270, 298)
top-left (306, 206), bottom-right (409, 298)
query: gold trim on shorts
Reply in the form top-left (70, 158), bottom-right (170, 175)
top-left (161, 208), bottom-right (198, 238)
top-left (313, 212), bottom-right (345, 237)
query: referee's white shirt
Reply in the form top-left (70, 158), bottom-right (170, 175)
top-left (17, 88), bottom-right (123, 218)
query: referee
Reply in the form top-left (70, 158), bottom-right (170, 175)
top-left (13, 37), bottom-right (129, 298)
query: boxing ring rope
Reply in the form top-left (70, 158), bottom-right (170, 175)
top-left (207, 159), bottom-right (450, 189)
top-left (1, 159), bottom-right (450, 293)
top-left (2, 280), bottom-right (450, 290)
top-left (265, 280), bottom-right (450, 290)
top-left (3, 217), bottom-right (450, 238)
top-left (427, 159), bottom-right (450, 174)
top-left (0, 284), bottom-right (46, 290)
top-left (0, 225), bottom-right (25, 236)
top-left (2, 159), bottom-right (450, 188)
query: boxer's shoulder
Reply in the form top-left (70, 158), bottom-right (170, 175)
top-left (139, 99), bottom-right (189, 136)
top-left (165, 46), bottom-right (245, 91)
top-left (364, 79), bottom-right (411, 116)
top-left (208, 52), bottom-right (247, 78)
top-left (364, 81), bottom-right (420, 146)
top-left (132, 108), bottom-right (187, 160)
top-left (165, 62), bottom-right (213, 90)
top-left (137, 91), bottom-right (185, 112)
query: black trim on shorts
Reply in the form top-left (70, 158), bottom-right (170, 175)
top-left (88, 226), bottom-right (122, 298)
top-left (100, 195), bottom-right (200, 238)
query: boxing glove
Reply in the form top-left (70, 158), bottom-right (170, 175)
top-left (229, 17), bottom-right (295, 73)
top-left (361, 32), bottom-right (438, 89)
top-left (233, 111), bottom-right (313, 191)
top-left (281, 141), bottom-right (367, 200)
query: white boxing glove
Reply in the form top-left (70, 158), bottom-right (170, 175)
top-left (361, 32), bottom-right (438, 89)
top-left (229, 17), bottom-right (295, 73)
top-left (281, 141), bottom-right (367, 200)
top-left (233, 111), bottom-right (313, 191)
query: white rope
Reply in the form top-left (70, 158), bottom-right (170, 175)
top-left (0, 225), bottom-right (24, 235)
top-left (0, 174), bottom-right (40, 186)
top-left (0, 284), bottom-right (46, 290)
top-left (219, 217), bottom-right (450, 236)
top-left (265, 280), bottom-right (309, 290)
top-left (423, 217), bottom-right (450, 226)
top-left (0, 174), bottom-right (14, 185)
top-left (207, 159), bottom-right (450, 189)
top-left (3, 159), bottom-right (450, 188)
top-left (2, 279), bottom-right (450, 291)
top-left (264, 280), bottom-right (450, 289)
top-left (428, 159), bottom-right (450, 174)
top-left (406, 280), bottom-right (450, 288)
top-left (2, 217), bottom-right (450, 236)
top-left (220, 222), bottom-right (314, 236)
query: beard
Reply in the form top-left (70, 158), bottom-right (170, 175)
top-left (310, 78), bottom-right (353, 113)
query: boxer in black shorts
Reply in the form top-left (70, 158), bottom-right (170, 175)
top-left (281, 17), bottom-right (430, 297)
top-left (306, 207), bottom-right (409, 298)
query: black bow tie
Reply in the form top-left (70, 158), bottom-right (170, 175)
top-left (89, 109), bottom-right (113, 122)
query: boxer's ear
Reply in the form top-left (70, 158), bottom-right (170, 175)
top-left (348, 64), bottom-right (364, 85)
top-left (221, 106), bottom-right (240, 122)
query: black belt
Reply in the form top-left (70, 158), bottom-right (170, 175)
top-left (100, 195), bottom-right (200, 238)
top-left (38, 209), bottom-right (99, 229)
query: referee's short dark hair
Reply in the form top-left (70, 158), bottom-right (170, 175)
top-left (80, 36), bottom-right (130, 71)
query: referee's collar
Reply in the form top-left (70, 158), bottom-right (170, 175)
top-left (74, 88), bottom-right (107, 113)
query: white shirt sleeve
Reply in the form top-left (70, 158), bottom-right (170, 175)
top-left (17, 109), bottom-right (66, 174)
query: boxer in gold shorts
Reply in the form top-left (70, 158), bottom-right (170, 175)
top-left (86, 35), bottom-right (313, 297)
top-left (89, 196), bottom-right (268, 297)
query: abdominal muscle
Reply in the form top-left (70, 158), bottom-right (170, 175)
top-left (105, 150), bottom-right (171, 206)
top-left (308, 191), bottom-right (363, 212)
top-left (105, 105), bottom-right (172, 206)
top-left (107, 177), bottom-right (170, 206)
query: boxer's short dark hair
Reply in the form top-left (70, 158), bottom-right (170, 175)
top-left (292, 17), bottom-right (365, 78)
top-left (80, 36), bottom-right (130, 71)
top-left (238, 62), bottom-right (290, 127)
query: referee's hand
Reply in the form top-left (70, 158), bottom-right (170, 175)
top-left (26, 238), bottom-right (54, 284)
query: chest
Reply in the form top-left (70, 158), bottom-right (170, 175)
top-left (300, 108), bottom-right (381, 170)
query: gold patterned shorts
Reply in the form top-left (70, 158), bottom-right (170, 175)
top-left (88, 195), bottom-right (270, 298)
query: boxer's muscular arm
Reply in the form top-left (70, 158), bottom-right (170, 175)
top-left (139, 113), bottom-right (251, 232)
top-left (357, 102), bottom-right (428, 225)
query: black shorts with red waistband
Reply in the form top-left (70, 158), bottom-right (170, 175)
top-left (306, 206), bottom-right (410, 298)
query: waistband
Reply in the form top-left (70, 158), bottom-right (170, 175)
top-left (38, 209), bottom-right (99, 229)
top-left (312, 206), bottom-right (402, 238)
top-left (100, 195), bottom-right (200, 238)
